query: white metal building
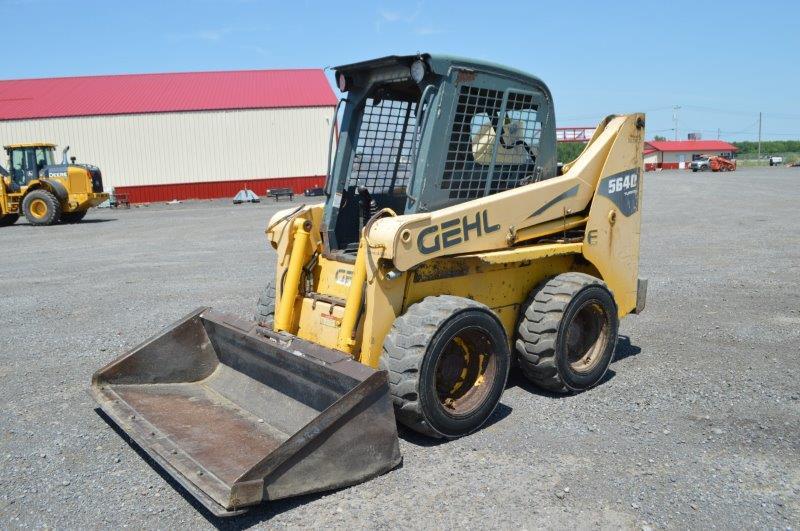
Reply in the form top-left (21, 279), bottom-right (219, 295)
top-left (0, 69), bottom-right (337, 202)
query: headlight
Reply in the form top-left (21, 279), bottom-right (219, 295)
top-left (337, 73), bottom-right (349, 92)
top-left (410, 60), bottom-right (426, 83)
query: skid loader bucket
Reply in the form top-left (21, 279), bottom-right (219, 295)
top-left (91, 308), bottom-right (401, 516)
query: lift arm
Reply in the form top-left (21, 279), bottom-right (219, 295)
top-left (367, 114), bottom-right (645, 272)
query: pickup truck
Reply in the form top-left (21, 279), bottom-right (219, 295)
top-left (769, 156), bottom-right (783, 166)
top-left (691, 156), bottom-right (736, 172)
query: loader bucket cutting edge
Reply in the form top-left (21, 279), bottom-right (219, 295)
top-left (90, 308), bottom-right (402, 516)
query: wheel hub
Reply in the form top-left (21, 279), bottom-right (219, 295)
top-left (30, 198), bottom-right (48, 219)
top-left (434, 328), bottom-right (495, 416)
top-left (565, 300), bottom-right (610, 373)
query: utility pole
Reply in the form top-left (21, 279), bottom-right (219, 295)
top-left (757, 112), bottom-right (762, 159)
top-left (672, 105), bottom-right (681, 141)
top-left (717, 128), bottom-right (720, 140)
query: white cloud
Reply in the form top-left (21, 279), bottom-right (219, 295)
top-left (375, 2), bottom-right (424, 33)
top-left (414, 26), bottom-right (442, 36)
top-left (167, 24), bottom-right (267, 43)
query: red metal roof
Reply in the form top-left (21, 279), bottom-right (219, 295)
top-left (645, 140), bottom-right (738, 152)
top-left (0, 69), bottom-right (337, 121)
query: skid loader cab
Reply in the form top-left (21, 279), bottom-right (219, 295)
top-left (324, 54), bottom-right (557, 255)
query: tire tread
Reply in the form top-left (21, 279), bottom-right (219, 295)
top-left (516, 272), bottom-right (612, 392)
top-left (382, 295), bottom-right (491, 438)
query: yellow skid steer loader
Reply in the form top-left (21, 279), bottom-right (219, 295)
top-left (92, 54), bottom-right (647, 516)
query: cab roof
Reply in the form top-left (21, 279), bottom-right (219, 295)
top-left (334, 53), bottom-right (551, 97)
top-left (4, 142), bottom-right (57, 149)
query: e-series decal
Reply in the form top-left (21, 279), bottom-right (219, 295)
top-left (417, 210), bottom-right (500, 254)
top-left (598, 169), bottom-right (640, 217)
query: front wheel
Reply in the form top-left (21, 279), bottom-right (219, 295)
top-left (516, 273), bottom-right (618, 393)
top-left (254, 282), bottom-right (275, 327)
top-left (22, 190), bottom-right (62, 225)
top-left (383, 295), bottom-right (510, 438)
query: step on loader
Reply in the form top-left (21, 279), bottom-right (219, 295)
top-left (92, 54), bottom-right (647, 516)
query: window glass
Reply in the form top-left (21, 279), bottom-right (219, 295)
top-left (469, 112), bottom-right (496, 165)
top-left (349, 97), bottom-right (417, 193)
top-left (11, 149), bottom-right (24, 170)
top-left (34, 147), bottom-right (53, 169)
top-left (443, 87), bottom-right (542, 199)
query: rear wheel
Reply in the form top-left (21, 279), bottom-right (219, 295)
top-left (0, 214), bottom-right (19, 227)
top-left (516, 273), bottom-right (618, 393)
top-left (383, 295), bottom-right (510, 438)
top-left (61, 210), bottom-right (87, 223)
top-left (22, 190), bottom-right (61, 225)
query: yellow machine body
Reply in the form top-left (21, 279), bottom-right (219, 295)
top-left (0, 142), bottom-right (108, 224)
top-left (267, 113), bottom-right (646, 369)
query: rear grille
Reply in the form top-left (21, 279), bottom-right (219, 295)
top-left (91, 170), bottom-right (104, 192)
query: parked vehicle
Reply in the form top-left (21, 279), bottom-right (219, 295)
top-left (691, 155), bottom-right (736, 172)
top-left (91, 53), bottom-right (648, 516)
top-left (769, 156), bottom-right (783, 166)
top-left (304, 187), bottom-right (325, 197)
top-left (1, 143), bottom-right (108, 226)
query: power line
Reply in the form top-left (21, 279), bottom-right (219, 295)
top-left (680, 105), bottom-right (800, 120)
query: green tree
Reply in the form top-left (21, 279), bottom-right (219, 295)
top-left (653, 135), bottom-right (667, 141)
top-left (557, 142), bottom-right (587, 163)
top-left (733, 140), bottom-right (800, 155)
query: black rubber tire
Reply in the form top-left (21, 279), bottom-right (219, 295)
top-left (254, 282), bottom-right (276, 326)
top-left (700, 165), bottom-right (709, 172)
top-left (22, 189), bottom-right (61, 225)
top-left (61, 210), bottom-right (87, 224)
top-left (382, 295), bottom-right (511, 439)
top-left (515, 272), bottom-right (618, 393)
top-left (0, 214), bottom-right (19, 227)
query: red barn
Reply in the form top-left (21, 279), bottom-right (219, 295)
top-left (643, 140), bottom-right (738, 171)
top-left (0, 70), bottom-right (337, 202)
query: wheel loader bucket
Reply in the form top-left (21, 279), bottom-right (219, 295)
top-left (90, 308), bottom-right (401, 516)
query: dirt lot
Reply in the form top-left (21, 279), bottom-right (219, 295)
top-left (1, 167), bottom-right (798, 529)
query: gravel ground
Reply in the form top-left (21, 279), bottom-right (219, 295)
top-left (1, 167), bottom-right (798, 530)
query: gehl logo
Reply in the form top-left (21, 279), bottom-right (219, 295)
top-left (417, 210), bottom-right (500, 254)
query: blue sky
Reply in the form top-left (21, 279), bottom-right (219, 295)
top-left (4, 0), bottom-right (799, 140)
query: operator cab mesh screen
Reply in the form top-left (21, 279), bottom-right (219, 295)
top-left (443, 86), bottom-right (541, 199)
top-left (349, 98), bottom-right (417, 194)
